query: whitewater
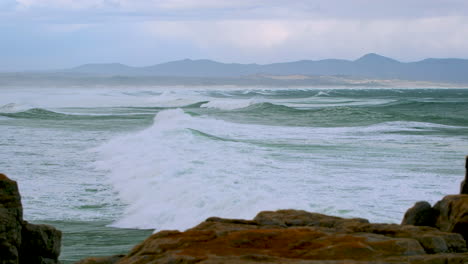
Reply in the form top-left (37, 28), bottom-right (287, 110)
top-left (1, 86), bottom-right (467, 262)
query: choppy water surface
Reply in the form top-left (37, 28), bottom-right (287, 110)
top-left (1, 87), bottom-right (467, 262)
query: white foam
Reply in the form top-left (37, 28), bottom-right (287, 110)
top-left (146, 90), bottom-right (206, 107)
top-left (0, 103), bottom-right (33, 113)
top-left (200, 99), bottom-right (258, 110)
top-left (92, 109), bottom-right (464, 231)
top-left (0, 87), bottom-right (205, 108)
top-left (316, 91), bottom-right (330, 96)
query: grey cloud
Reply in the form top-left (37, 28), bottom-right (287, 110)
top-left (1, 0), bottom-right (468, 70)
top-left (7, 0), bottom-right (468, 24)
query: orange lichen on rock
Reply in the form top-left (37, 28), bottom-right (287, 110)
top-left (0, 173), bottom-right (9, 180)
top-left (107, 210), bottom-right (468, 264)
top-left (434, 195), bottom-right (468, 240)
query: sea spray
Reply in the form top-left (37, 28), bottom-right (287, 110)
top-left (93, 109), bottom-right (306, 230)
top-left (93, 107), bottom-right (465, 230)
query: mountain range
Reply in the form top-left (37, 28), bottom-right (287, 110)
top-left (64, 53), bottom-right (468, 83)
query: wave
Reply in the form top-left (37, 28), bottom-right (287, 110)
top-left (3, 97), bottom-right (465, 128)
top-left (92, 109), bottom-right (324, 230)
top-left (0, 108), bottom-right (151, 120)
top-left (203, 89), bottom-right (334, 99)
top-left (235, 102), bottom-right (303, 113)
top-left (200, 99), bottom-right (260, 110)
top-left (0, 103), bottom-right (33, 113)
top-left (206, 99), bottom-right (468, 127)
top-left (91, 108), bottom-right (466, 230)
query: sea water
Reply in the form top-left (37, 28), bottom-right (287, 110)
top-left (1, 87), bottom-right (467, 262)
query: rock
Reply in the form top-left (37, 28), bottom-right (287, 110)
top-left (402, 201), bottom-right (437, 227)
top-left (87, 210), bottom-right (468, 264)
top-left (253, 209), bottom-right (369, 228)
top-left (20, 221), bottom-right (62, 264)
top-left (0, 173), bottom-right (62, 264)
top-left (74, 255), bottom-right (125, 264)
top-left (0, 173), bottom-right (23, 264)
top-left (433, 195), bottom-right (468, 241)
top-left (400, 158), bottom-right (468, 243)
top-left (461, 156), bottom-right (468, 194)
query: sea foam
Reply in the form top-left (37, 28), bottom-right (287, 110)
top-left (93, 109), bottom-right (305, 230)
top-left (92, 108), bottom-right (463, 231)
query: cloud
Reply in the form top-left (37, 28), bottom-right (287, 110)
top-left (140, 16), bottom-right (468, 62)
top-left (144, 20), bottom-right (291, 51)
top-left (13, 0), bottom-right (263, 11)
top-left (5, 1), bottom-right (468, 29)
top-left (44, 23), bottom-right (92, 32)
top-left (1, 0), bottom-right (468, 70)
top-left (15, 0), bottom-right (107, 9)
top-left (9, 0), bottom-right (468, 19)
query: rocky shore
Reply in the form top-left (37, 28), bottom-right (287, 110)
top-left (1, 157), bottom-right (468, 264)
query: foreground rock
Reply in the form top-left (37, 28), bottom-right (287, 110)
top-left (77, 209), bottom-right (468, 264)
top-left (402, 157), bottom-right (468, 241)
top-left (403, 195), bottom-right (468, 241)
top-left (0, 173), bottom-right (62, 264)
top-left (461, 156), bottom-right (468, 194)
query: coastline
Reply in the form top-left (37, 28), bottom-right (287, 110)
top-left (1, 72), bottom-right (468, 89)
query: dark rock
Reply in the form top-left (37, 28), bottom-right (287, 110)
top-left (0, 173), bottom-right (23, 264)
top-left (400, 195), bottom-right (468, 251)
top-left (461, 156), bottom-right (468, 194)
top-left (20, 221), bottom-right (62, 263)
top-left (0, 173), bottom-right (62, 264)
top-left (402, 201), bottom-right (437, 227)
top-left (433, 195), bottom-right (468, 241)
top-left (400, 158), bottom-right (468, 244)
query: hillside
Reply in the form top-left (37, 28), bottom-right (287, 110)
top-left (62, 53), bottom-right (468, 83)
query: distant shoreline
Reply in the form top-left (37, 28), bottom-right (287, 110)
top-left (1, 73), bottom-right (467, 89)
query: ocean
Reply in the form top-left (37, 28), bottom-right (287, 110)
top-left (1, 87), bottom-right (467, 262)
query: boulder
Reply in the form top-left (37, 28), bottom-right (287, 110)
top-left (401, 157), bottom-right (468, 243)
top-left (401, 201), bottom-right (437, 226)
top-left (0, 173), bottom-right (62, 264)
top-left (82, 210), bottom-right (467, 264)
top-left (400, 196), bottom-right (468, 248)
top-left (0, 173), bottom-right (23, 264)
top-left (253, 209), bottom-right (369, 228)
top-left (433, 195), bottom-right (468, 241)
top-left (19, 222), bottom-right (62, 264)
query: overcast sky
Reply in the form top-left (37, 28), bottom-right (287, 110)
top-left (1, 0), bottom-right (468, 70)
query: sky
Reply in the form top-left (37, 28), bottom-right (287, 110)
top-left (1, 0), bottom-right (468, 70)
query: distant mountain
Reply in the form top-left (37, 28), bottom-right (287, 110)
top-left (62, 54), bottom-right (468, 83)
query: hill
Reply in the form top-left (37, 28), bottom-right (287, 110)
top-left (63, 53), bottom-right (468, 83)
